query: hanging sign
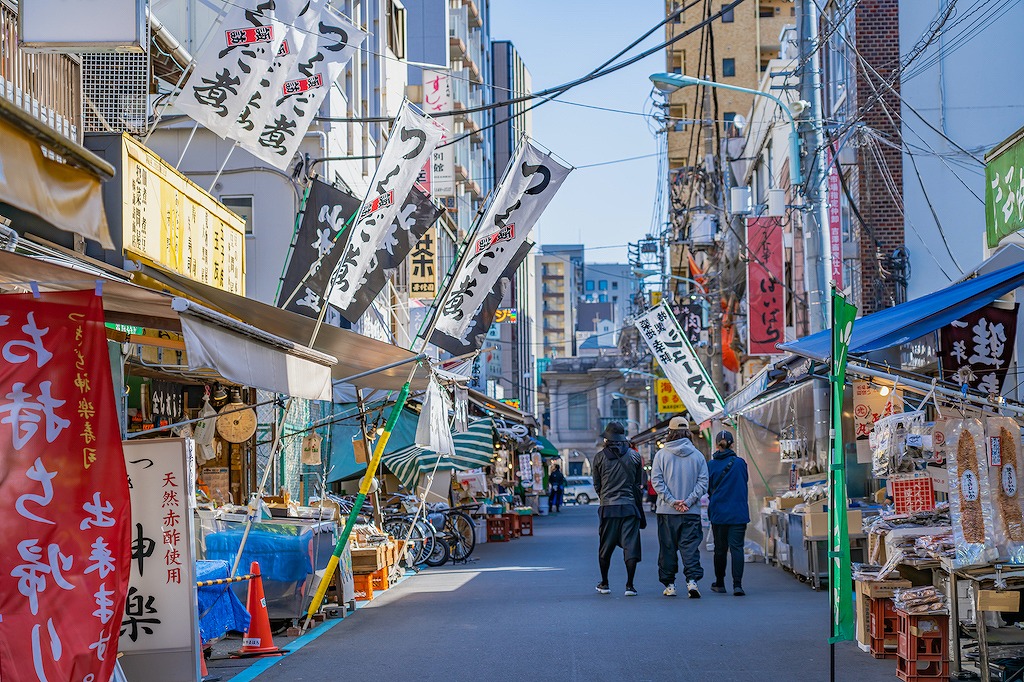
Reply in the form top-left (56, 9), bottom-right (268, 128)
top-left (852, 379), bottom-right (902, 464)
top-left (0, 290), bottom-right (131, 682)
top-left (656, 378), bottom-right (685, 414)
top-left (420, 70), bottom-right (455, 197)
top-left (410, 225), bottom-right (439, 299)
top-left (119, 439), bottom-right (199, 682)
top-left (938, 303), bottom-right (1019, 396)
top-left (634, 303), bottom-right (724, 424)
top-left (746, 216), bottom-right (786, 355)
top-left (827, 150), bottom-right (844, 288)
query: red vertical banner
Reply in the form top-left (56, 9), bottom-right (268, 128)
top-left (827, 150), bottom-right (844, 288)
top-left (746, 217), bottom-right (786, 355)
top-left (0, 290), bottom-right (131, 682)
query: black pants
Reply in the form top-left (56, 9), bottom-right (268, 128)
top-left (598, 515), bottom-right (642, 564)
top-left (656, 514), bottom-right (703, 585)
top-left (712, 523), bottom-right (747, 587)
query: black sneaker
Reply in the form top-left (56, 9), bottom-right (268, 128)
top-left (710, 583), bottom-right (726, 593)
top-left (734, 585), bottom-right (746, 596)
top-left (596, 583), bottom-right (610, 595)
top-left (625, 586), bottom-right (638, 597)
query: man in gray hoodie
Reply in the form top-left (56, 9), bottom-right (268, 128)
top-left (651, 416), bottom-right (709, 598)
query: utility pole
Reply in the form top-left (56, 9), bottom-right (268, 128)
top-left (702, 75), bottom-right (725, 391)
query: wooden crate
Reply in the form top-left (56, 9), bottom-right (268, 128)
top-left (352, 545), bottom-right (385, 574)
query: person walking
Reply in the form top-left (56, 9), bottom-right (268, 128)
top-left (645, 477), bottom-right (658, 513)
top-left (548, 464), bottom-right (566, 513)
top-left (592, 421), bottom-right (645, 596)
top-left (707, 430), bottom-right (750, 596)
top-left (651, 417), bottom-right (708, 599)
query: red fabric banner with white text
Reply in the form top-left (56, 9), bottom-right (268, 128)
top-left (746, 217), bottom-right (786, 355)
top-left (0, 290), bottom-right (131, 682)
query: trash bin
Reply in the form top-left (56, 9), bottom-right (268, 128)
top-left (537, 495), bottom-right (549, 516)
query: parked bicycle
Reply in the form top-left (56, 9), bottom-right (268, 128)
top-left (424, 502), bottom-right (480, 567)
top-left (380, 493), bottom-right (437, 567)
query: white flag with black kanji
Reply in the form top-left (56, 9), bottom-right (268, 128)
top-left (432, 141), bottom-right (570, 339)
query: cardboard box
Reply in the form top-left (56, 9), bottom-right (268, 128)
top-left (862, 579), bottom-right (912, 599)
top-left (803, 510), bottom-right (863, 538)
top-left (978, 589), bottom-right (1021, 612)
top-left (771, 496), bottom-right (803, 510)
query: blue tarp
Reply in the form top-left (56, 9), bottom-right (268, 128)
top-left (205, 527), bottom-right (314, 582)
top-left (196, 560), bottom-right (250, 644)
top-left (779, 261), bottom-right (1024, 361)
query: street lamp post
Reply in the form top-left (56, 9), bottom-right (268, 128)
top-left (649, 72), bottom-right (804, 187)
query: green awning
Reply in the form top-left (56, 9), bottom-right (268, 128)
top-left (381, 419), bottom-right (495, 490)
top-left (535, 435), bottom-right (559, 457)
top-left (326, 403), bottom-right (420, 484)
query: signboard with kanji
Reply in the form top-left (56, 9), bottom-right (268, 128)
top-left (0, 290), bottom-right (132, 682)
top-left (656, 378), bottom-right (685, 414)
top-left (986, 133), bottom-right (1024, 247)
top-left (938, 303), bottom-right (1019, 396)
top-left (409, 225), bottom-right (438, 299)
top-left (746, 217), bottom-right (785, 355)
top-left (119, 438), bottom-right (199, 682)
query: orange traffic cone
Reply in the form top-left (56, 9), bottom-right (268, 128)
top-left (232, 561), bottom-right (285, 658)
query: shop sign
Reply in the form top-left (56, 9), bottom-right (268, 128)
top-left (746, 217), bottom-right (785, 355)
top-left (19, 0), bottom-right (145, 51)
top-left (410, 226), bottom-right (438, 299)
top-left (986, 133), bottom-right (1024, 247)
top-left (420, 70), bottom-right (455, 197)
top-left (0, 290), bottom-right (131, 682)
top-left (122, 135), bottom-right (246, 294)
top-left (119, 438), bottom-right (199, 682)
top-left (852, 379), bottom-right (901, 464)
top-left (938, 303), bottom-right (1019, 395)
top-left (674, 303), bottom-right (704, 345)
top-left (827, 150), bottom-right (844, 287)
top-left (635, 303), bottom-right (724, 424)
top-left (656, 378), bottom-right (685, 413)
top-left (495, 308), bottom-right (518, 323)
top-left (501, 398), bottom-right (521, 410)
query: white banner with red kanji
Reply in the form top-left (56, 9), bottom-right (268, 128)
top-left (0, 290), bottom-right (131, 682)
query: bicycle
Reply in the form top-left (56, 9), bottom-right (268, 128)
top-left (380, 493), bottom-right (437, 567)
top-left (424, 502), bottom-right (480, 567)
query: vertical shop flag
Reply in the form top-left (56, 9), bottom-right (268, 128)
top-left (333, 185), bottom-right (444, 320)
top-left (329, 105), bottom-right (445, 310)
top-left (827, 150), bottom-right (844, 288)
top-left (433, 141), bottom-right (570, 338)
top-left (235, 4), bottom-right (365, 169)
top-left (0, 290), bottom-right (131, 682)
top-left (175, 0), bottom-right (288, 137)
top-left (431, 241), bottom-right (533, 356)
top-left (420, 70), bottom-right (455, 197)
top-left (937, 303), bottom-right (1019, 396)
top-left (634, 303), bottom-right (724, 424)
top-left (829, 288), bottom-right (857, 643)
top-left (277, 178), bottom-right (361, 319)
top-left (746, 216), bottom-right (786, 355)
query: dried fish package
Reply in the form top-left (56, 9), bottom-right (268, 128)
top-left (947, 418), bottom-right (998, 567)
top-left (985, 417), bottom-right (1024, 563)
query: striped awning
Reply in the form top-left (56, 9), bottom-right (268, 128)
top-left (382, 419), bottom-right (495, 490)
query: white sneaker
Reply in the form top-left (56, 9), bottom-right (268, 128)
top-left (687, 580), bottom-right (701, 598)
top-left (663, 584), bottom-right (677, 597)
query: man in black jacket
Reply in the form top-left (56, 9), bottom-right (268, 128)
top-left (593, 421), bottom-right (645, 596)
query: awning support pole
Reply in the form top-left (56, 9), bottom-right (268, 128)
top-left (302, 362), bottom-right (420, 629)
top-left (336, 353), bottom-right (426, 385)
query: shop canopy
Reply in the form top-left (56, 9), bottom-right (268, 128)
top-left (0, 250), bottom-right (335, 400)
top-left (133, 261), bottom-right (427, 391)
top-left (380, 419), bottom-right (495, 491)
top-left (533, 435), bottom-right (559, 457)
top-left (326, 405), bottom-right (420, 484)
top-left (467, 389), bottom-right (537, 427)
top-left (778, 260), bottom-right (1024, 362)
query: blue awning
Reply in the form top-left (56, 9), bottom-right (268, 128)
top-left (326, 404), bottom-right (420, 484)
top-left (778, 261), bottom-right (1024, 362)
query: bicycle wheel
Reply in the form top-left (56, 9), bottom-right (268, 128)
top-left (383, 518), bottom-right (427, 566)
top-left (424, 535), bottom-right (450, 567)
top-left (414, 518), bottom-right (437, 566)
top-left (448, 511), bottom-right (476, 561)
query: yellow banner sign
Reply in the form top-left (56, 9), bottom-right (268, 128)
top-left (122, 135), bottom-right (246, 294)
top-left (409, 225), bottom-right (437, 299)
top-left (656, 378), bottom-right (685, 413)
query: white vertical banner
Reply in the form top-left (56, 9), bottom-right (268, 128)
top-left (119, 439), bottom-right (199, 682)
top-left (329, 105), bottom-right (445, 309)
top-left (421, 70), bottom-right (455, 197)
top-left (235, 4), bottom-right (366, 168)
top-left (634, 303), bottom-right (724, 424)
top-left (433, 141), bottom-right (570, 338)
top-left (175, 0), bottom-right (287, 137)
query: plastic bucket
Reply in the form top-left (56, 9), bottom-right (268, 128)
top-left (537, 496), bottom-right (549, 516)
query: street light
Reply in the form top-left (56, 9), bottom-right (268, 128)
top-left (649, 72), bottom-right (806, 187)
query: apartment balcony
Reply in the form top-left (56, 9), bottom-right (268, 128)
top-left (464, 0), bottom-right (483, 28)
top-left (0, 1), bottom-right (83, 142)
top-left (449, 34), bottom-right (466, 60)
top-left (542, 269), bottom-right (564, 280)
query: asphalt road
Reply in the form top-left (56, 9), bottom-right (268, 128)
top-left (246, 505), bottom-right (897, 682)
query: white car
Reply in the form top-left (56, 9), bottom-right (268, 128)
top-left (564, 476), bottom-right (598, 505)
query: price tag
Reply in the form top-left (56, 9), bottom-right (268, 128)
top-left (990, 436), bottom-right (1003, 467)
top-left (906, 434), bottom-right (924, 448)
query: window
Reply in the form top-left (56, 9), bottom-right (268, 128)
top-left (611, 397), bottom-right (628, 421)
top-left (759, 4), bottom-right (776, 18)
top-left (611, 281), bottom-right (619, 290)
top-left (722, 58), bottom-right (736, 78)
top-left (723, 111), bottom-right (737, 134)
top-left (568, 392), bottom-right (589, 430)
top-left (221, 196), bottom-right (254, 235)
top-left (598, 294), bottom-right (608, 303)
top-left (612, 296), bottom-right (618, 303)
top-left (386, 0), bottom-right (407, 59)
top-left (586, 280), bottom-right (595, 291)
top-left (722, 5), bottom-right (735, 22)
top-left (598, 280), bottom-right (608, 290)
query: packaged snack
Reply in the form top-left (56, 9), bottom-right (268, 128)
top-left (985, 417), bottom-right (1024, 563)
top-left (947, 418), bottom-right (998, 567)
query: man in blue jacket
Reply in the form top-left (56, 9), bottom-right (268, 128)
top-left (707, 430), bottom-right (750, 596)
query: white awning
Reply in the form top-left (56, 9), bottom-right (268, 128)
top-left (174, 299), bottom-right (334, 401)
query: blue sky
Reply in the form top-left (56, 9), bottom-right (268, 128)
top-left (489, 0), bottom-right (665, 263)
